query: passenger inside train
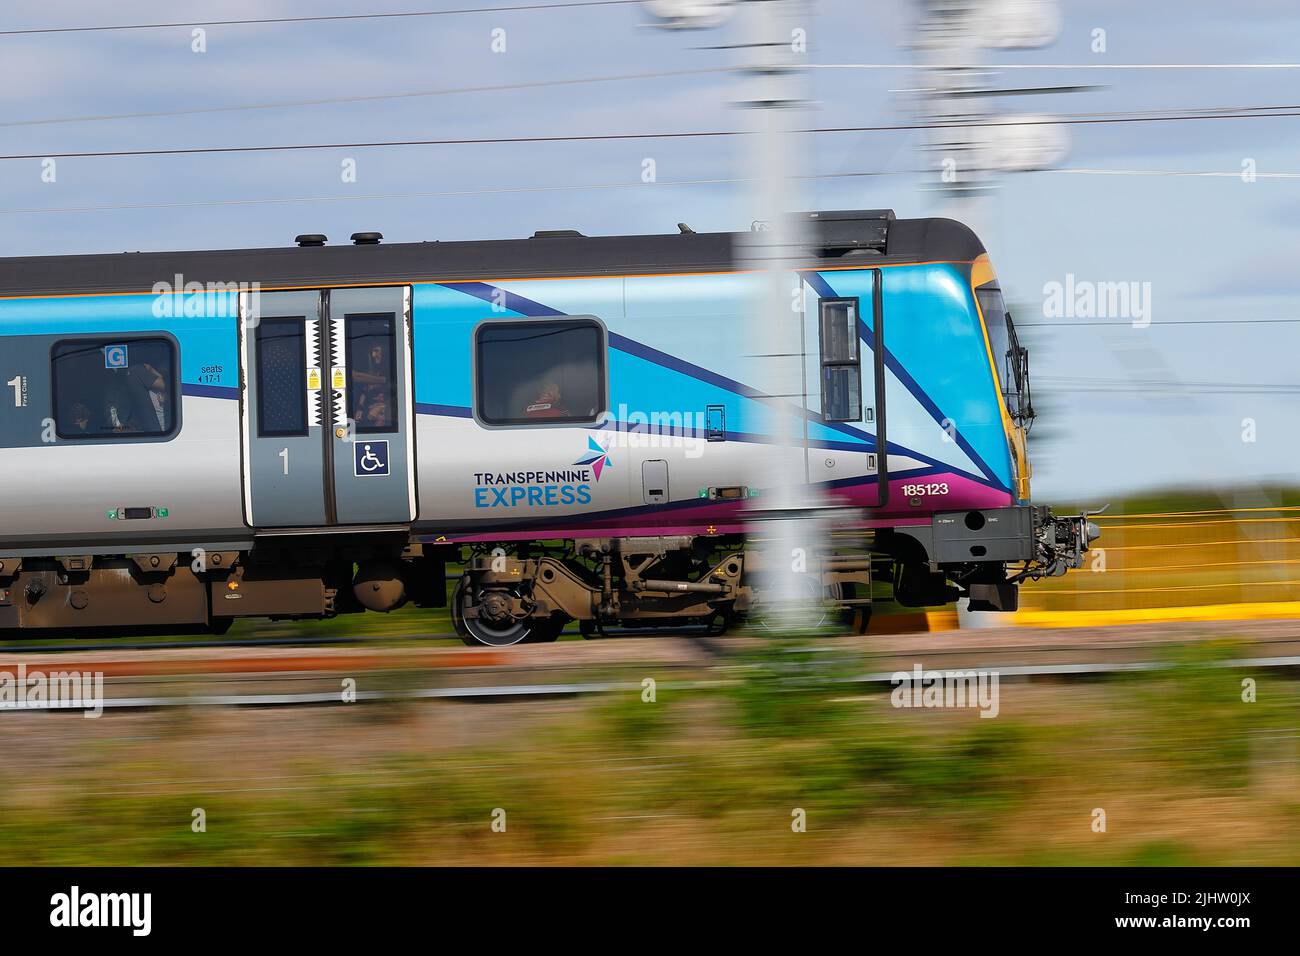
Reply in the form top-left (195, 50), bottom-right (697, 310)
top-left (51, 340), bottom-right (173, 438)
top-left (349, 321), bottom-right (396, 431)
top-left (523, 381), bottom-right (569, 419)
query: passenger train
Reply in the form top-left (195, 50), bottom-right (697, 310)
top-left (0, 210), bottom-right (1095, 644)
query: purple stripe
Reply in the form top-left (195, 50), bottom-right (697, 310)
top-left (183, 383), bottom-right (239, 400)
top-left (416, 402), bottom-right (473, 418)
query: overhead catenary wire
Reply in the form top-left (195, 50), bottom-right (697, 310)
top-left (0, 2), bottom-right (643, 36)
top-left (8, 164), bottom-right (1300, 246)
top-left (5, 3), bottom-right (1300, 77)
top-left (0, 67), bottom-right (734, 130)
top-left (1037, 376), bottom-right (1300, 395)
top-left (10, 106), bottom-right (1300, 163)
top-left (0, 66), bottom-right (1295, 129)
top-left (1042, 167), bottom-right (1300, 179)
top-left (0, 170), bottom-right (892, 216)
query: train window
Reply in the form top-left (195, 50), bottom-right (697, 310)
top-left (475, 318), bottom-right (606, 426)
top-left (818, 298), bottom-right (862, 422)
top-left (51, 337), bottom-right (178, 440)
top-left (820, 300), bottom-right (859, 364)
top-left (255, 318), bottom-right (309, 437)
top-left (976, 283), bottom-right (1022, 416)
top-left (345, 313), bottom-right (398, 434)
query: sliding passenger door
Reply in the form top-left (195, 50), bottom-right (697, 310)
top-left (240, 290), bottom-right (329, 527)
top-left (327, 287), bottom-right (416, 525)
top-left (239, 287), bottom-right (416, 529)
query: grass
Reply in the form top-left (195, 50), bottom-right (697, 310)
top-left (0, 634), bottom-right (1296, 865)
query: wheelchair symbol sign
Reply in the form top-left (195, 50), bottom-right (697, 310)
top-left (104, 345), bottom-right (128, 369)
top-left (354, 440), bottom-right (390, 477)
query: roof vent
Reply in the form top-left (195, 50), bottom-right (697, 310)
top-left (677, 222), bottom-right (696, 234)
top-left (531, 229), bottom-right (585, 239)
top-left (295, 234), bottom-right (327, 247)
top-left (351, 232), bottom-right (383, 245)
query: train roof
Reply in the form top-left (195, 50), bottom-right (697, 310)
top-left (0, 211), bottom-right (986, 297)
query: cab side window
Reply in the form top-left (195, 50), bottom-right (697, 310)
top-left (475, 318), bottom-right (606, 426)
top-left (818, 298), bottom-right (862, 422)
top-left (51, 337), bottom-right (178, 440)
top-left (976, 283), bottom-right (1021, 417)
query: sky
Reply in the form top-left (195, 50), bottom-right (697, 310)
top-left (1, 0), bottom-right (1297, 502)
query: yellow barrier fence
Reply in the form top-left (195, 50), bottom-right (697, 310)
top-left (1017, 506), bottom-right (1300, 626)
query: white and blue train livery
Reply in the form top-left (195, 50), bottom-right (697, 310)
top-left (0, 210), bottom-right (1094, 644)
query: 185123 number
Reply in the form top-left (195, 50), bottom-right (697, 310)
top-left (901, 482), bottom-right (949, 496)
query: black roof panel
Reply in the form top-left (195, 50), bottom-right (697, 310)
top-left (0, 214), bottom-right (986, 297)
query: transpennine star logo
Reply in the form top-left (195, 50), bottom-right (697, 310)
top-left (575, 436), bottom-right (613, 481)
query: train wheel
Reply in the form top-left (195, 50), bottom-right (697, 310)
top-left (451, 581), bottom-right (538, 647)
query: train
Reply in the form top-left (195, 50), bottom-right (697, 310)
top-left (0, 209), bottom-right (1096, 645)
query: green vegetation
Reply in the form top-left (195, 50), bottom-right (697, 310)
top-left (1, 636), bottom-right (1296, 865)
top-left (1098, 484), bottom-right (1300, 517)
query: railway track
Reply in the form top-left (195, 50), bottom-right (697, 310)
top-left (0, 618), bottom-right (1296, 713)
top-left (18, 652), bottom-right (1297, 712)
top-left (0, 624), bottom-right (714, 655)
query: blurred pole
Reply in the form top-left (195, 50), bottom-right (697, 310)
top-left (914, 0), bottom-right (995, 261)
top-left (911, 0), bottom-right (1065, 629)
top-left (913, 0), bottom-right (997, 628)
top-left (736, 0), bottom-right (825, 632)
top-left (643, 0), bottom-right (827, 632)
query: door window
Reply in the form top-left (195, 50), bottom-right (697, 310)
top-left (345, 313), bottom-right (398, 434)
top-left (255, 318), bottom-right (308, 438)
